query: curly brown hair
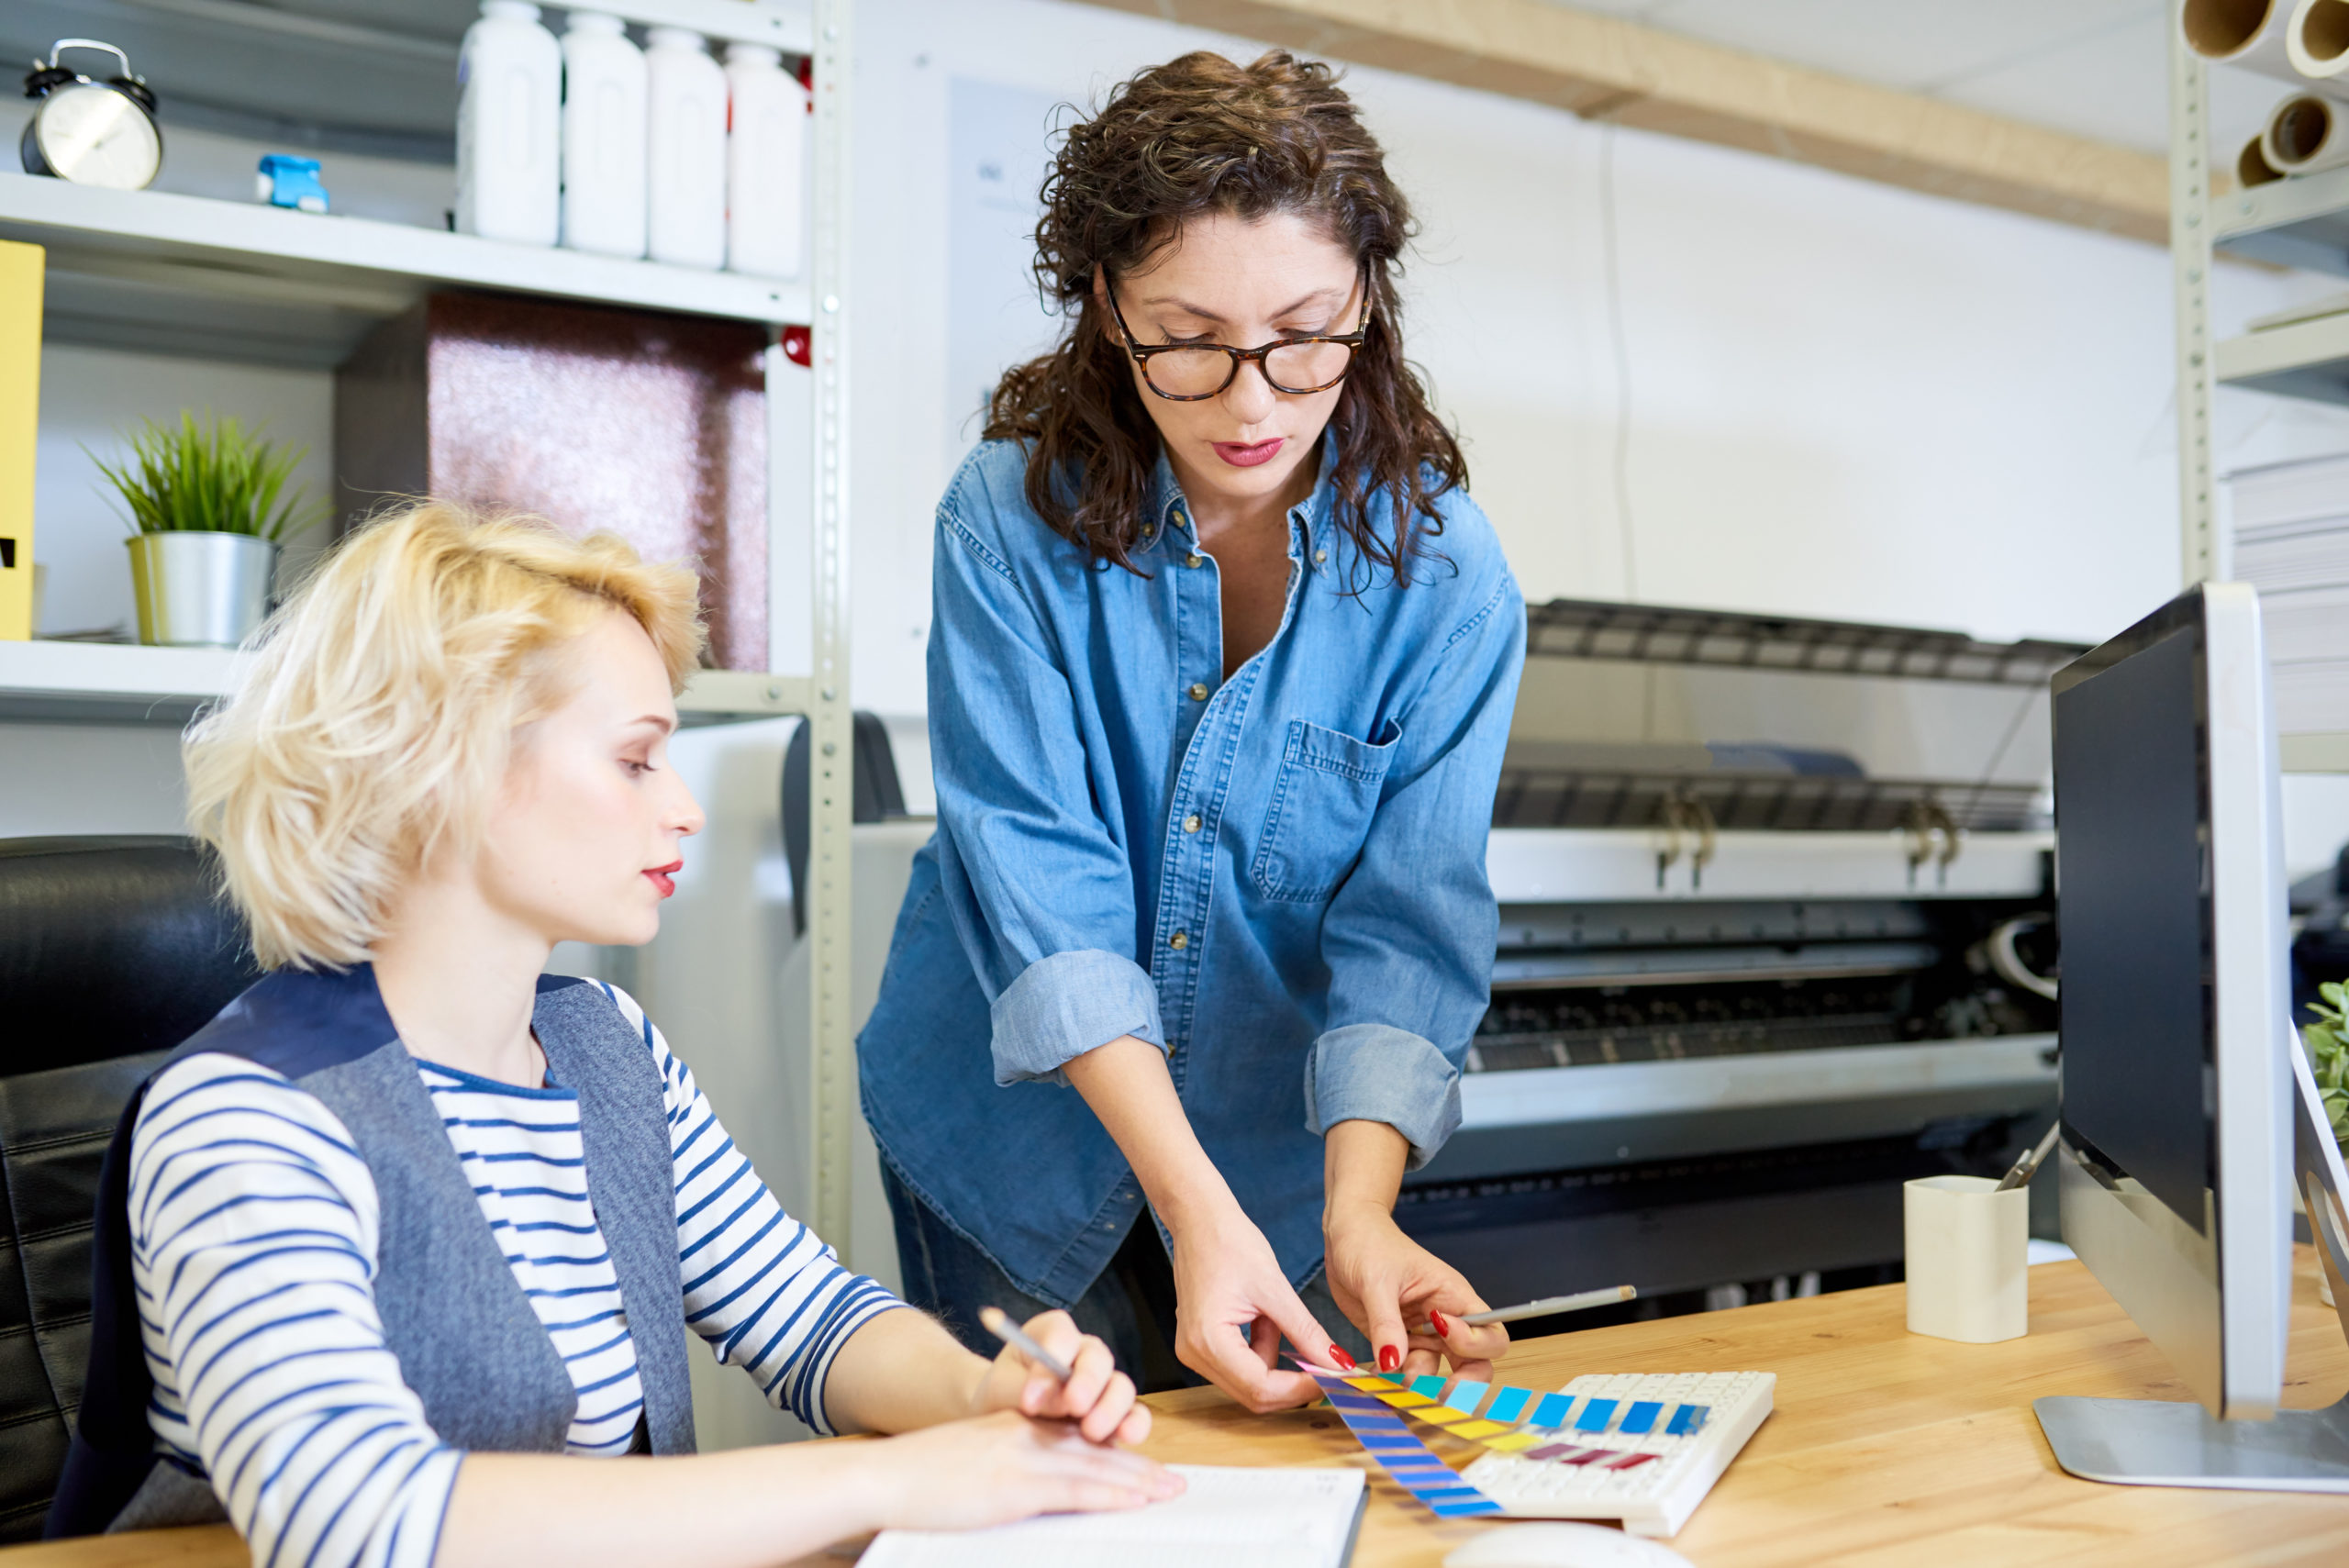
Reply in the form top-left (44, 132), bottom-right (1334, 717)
top-left (983, 50), bottom-right (1466, 585)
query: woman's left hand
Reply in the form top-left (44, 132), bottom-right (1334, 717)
top-left (970, 1309), bottom-right (1152, 1447)
top-left (1323, 1208), bottom-right (1509, 1383)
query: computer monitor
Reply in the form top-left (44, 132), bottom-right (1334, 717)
top-left (2035, 582), bottom-right (2349, 1490)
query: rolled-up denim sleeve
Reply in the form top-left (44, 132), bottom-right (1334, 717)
top-left (1304, 563), bottom-right (1525, 1168)
top-left (928, 482), bottom-right (1160, 1086)
top-left (990, 949), bottom-right (1166, 1085)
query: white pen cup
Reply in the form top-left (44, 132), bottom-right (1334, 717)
top-left (1903, 1174), bottom-right (2029, 1343)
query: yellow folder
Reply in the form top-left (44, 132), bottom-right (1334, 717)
top-left (0, 239), bottom-right (40, 640)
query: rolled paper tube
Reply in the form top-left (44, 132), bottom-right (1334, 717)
top-left (2266, 92), bottom-right (2349, 171)
top-left (2243, 132), bottom-right (2288, 186)
top-left (2294, 0), bottom-right (2349, 78)
top-left (2186, 0), bottom-right (2303, 83)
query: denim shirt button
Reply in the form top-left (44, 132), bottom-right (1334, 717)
top-left (1169, 930), bottom-right (1189, 951)
top-left (1188, 682), bottom-right (1209, 701)
top-left (1183, 814), bottom-right (1202, 833)
top-left (1186, 552), bottom-right (1204, 569)
top-left (1315, 548), bottom-right (1328, 563)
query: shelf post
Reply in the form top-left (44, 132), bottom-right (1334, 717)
top-left (807, 0), bottom-right (855, 1256)
top-left (2171, 6), bottom-right (2221, 587)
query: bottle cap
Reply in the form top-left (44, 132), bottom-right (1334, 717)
top-left (481, 1), bottom-right (542, 20)
top-left (726, 43), bottom-right (783, 68)
top-left (646, 26), bottom-right (707, 52)
top-left (566, 11), bottom-right (625, 34)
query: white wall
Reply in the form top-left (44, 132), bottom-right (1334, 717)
top-left (844, 0), bottom-right (2349, 723)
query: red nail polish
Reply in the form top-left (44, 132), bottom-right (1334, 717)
top-left (1378, 1344), bottom-right (1402, 1373)
top-left (1328, 1344), bottom-right (1357, 1370)
top-left (1430, 1310), bottom-right (1451, 1338)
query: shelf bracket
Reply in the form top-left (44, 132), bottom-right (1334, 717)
top-left (807, 0), bottom-right (856, 1259)
top-left (2172, 7), bottom-right (2221, 588)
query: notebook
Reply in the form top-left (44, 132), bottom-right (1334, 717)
top-left (856, 1463), bottom-right (1369, 1568)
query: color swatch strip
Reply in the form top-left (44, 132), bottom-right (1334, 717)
top-left (1310, 1374), bottom-right (1505, 1518)
top-left (1338, 1372), bottom-right (1709, 1458)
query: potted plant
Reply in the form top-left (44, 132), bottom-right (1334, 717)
top-left (91, 412), bottom-right (324, 647)
top-left (2306, 983), bottom-right (2348, 1306)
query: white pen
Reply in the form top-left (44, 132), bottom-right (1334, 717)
top-left (1443, 1284), bottom-right (1639, 1329)
top-left (978, 1304), bottom-right (1074, 1382)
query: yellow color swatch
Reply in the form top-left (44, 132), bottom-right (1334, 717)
top-left (1449, 1419), bottom-right (1512, 1440)
top-left (1481, 1431), bottom-right (1546, 1452)
top-left (1376, 1390), bottom-right (1436, 1409)
top-left (0, 239), bottom-right (39, 640)
top-left (1412, 1406), bottom-right (1471, 1426)
top-left (1341, 1376), bottom-right (1391, 1393)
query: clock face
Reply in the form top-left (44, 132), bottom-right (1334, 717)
top-left (34, 83), bottom-right (161, 189)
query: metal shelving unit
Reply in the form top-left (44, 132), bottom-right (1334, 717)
top-left (1, 0), bottom-right (862, 1243)
top-left (2172, 7), bottom-right (2349, 773)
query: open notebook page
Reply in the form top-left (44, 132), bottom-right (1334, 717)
top-left (857, 1464), bottom-right (1369, 1568)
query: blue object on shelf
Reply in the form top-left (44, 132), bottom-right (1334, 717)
top-left (256, 155), bottom-right (328, 213)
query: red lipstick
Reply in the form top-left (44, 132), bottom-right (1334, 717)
top-left (1212, 438), bottom-right (1284, 468)
top-left (645, 860), bottom-right (683, 898)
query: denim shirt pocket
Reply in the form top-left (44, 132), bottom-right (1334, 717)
top-left (1250, 717), bottom-right (1401, 903)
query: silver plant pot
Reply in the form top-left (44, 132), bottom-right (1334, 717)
top-left (127, 531), bottom-right (278, 647)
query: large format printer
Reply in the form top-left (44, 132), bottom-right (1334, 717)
top-left (1397, 600), bottom-right (2077, 1322)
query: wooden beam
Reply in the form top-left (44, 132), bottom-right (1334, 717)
top-left (1069, 0), bottom-right (2170, 243)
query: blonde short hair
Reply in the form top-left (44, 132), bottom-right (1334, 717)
top-left (185, 501), bottom-right (706, 971)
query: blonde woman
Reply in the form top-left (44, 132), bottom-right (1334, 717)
top-left (49, 504), bottom-right (1175, 1564)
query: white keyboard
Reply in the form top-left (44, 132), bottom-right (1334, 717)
top-left (1458, 1371), bottom-right (1775, 1538)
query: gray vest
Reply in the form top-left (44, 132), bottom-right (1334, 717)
top-left (94, 970), bottom-right (696, 1530)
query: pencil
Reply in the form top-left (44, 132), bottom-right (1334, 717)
top-left (1453, 1284), bottom-right (1638, 1327)
top-left (978, 1305), bottom-right (1074, 1381)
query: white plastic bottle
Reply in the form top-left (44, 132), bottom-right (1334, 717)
top-left (645, 27), bottom-right (727, 270)
top-left (454, 0), bottom-right (561, 246)
top-left (561, 11), bottom-right (647, 258)
top-left (724, 43), bottom-right (807, 280)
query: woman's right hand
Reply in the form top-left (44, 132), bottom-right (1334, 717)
top-left (1170, 1202), bottom-right (1349, 1411)
top-left (855, 1410), bottom-right (1183, 1533)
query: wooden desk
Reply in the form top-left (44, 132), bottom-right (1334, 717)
top-left (13, 1251), bottom-right (2346, 1568)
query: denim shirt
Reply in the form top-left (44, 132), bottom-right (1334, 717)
top-left (857, 437), bottom-right (1525, 1306)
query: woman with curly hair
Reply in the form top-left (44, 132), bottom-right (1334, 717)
top-left (861, 50), bottom-right (1525, 1412)
top-left (49, 505), bottom-right (1175, 1562)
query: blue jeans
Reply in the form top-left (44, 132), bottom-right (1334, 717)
top-left (881, 1162), bottom-right (1371, 1394)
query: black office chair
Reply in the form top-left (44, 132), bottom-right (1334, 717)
top-left (0, 837), bottom-right (258, 1542)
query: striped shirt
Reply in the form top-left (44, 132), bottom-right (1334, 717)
top-left (128, 982), bottom-right (905, 1568)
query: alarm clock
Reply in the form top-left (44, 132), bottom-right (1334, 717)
top-left (20, 39), bottom-right (162, 190)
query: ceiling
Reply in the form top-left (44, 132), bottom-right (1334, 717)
top-left (1543, 0), bottom-right (2275, 160)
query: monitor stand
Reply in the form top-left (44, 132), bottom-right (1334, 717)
top-left (2034, 1055), bottom-right (2349, 1492)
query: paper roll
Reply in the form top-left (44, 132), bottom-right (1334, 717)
top-left (2266, 92), bottom-right (2349, 171)
top-left (2291, 0), bottom-right (2349, 78)
top-left (2243, 132), bottom-right (2288, 185)
top-left (2188, 0), bottom-right (2303, 83)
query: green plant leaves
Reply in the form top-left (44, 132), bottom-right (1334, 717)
top-left (86, 410), bottom-right (328, 543)
top-left (2309, 981), bottom-right (2349, 1148)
